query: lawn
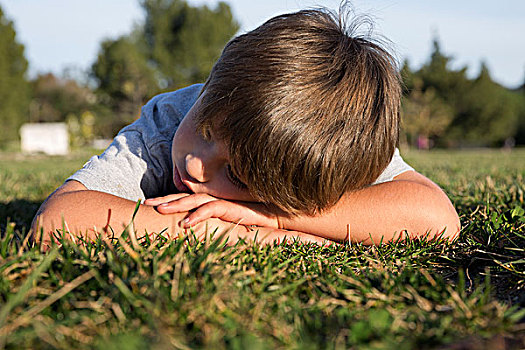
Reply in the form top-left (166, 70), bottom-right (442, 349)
top-left (0, 149), bottom-right (524, 349)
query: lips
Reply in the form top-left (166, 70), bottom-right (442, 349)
top-left (173, 165), bottom-right (191, 193)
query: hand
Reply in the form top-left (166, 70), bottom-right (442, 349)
top-left (144, 193), bottom-right (282, 229)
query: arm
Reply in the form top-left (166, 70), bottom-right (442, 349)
top-left (151, 171), bottom-right (460, 244)
top-left (31, 181), bottom-right (328, 249)
top-left (280, 171), bottom-right (460, 243)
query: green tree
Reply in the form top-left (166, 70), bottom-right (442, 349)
top-left (0, 6), bottom-right (30, 147)
top-left (90, 0), bottom-right (239, 137)
top-left (455, 63), bottom-right (520, 146)
top-left (400, 59), bottom-right (415, 94)
top-left (91, 36), bottom-right (159, 136)
top-left (401, 78), bottom-right (453, 148)
top-left (515, 70), bottom-right (525, 145)
top-left (409, 38), bottom-right (522, 147)
top-left (30, 73), bottom-right (96, 123)
top-left (141, 0), bottom-right (239, 88)
top-left (418, 39), bottom-right (470, 111)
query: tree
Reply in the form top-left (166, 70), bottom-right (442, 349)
top-left (455, 62), bottom-right (520, 146)
top-left (400, 59), bottom-right (415, 94)
top-left (401, 78), bottom-right (453, 148)
top-left (408, 38), bottom-right (521, 147)
top-left (141, 0), bottom-right (239, 88)
top-left (0, 6), bottom-right (30, 147)
top-left (30, 73), bottom-right (96, 123)
top-left (90, 0), bottom-right (239, 137)
top-left (418, 38), bottom-right (470, 110)
top-left (514, 69), bottom-right (525, 145)
top-left (91, 36), bottom-right (159, 136)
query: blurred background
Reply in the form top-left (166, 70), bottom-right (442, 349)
top-left (1, 0), bottom-right (524, 151)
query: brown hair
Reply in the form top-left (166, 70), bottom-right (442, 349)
top-left (196, 8), bottom-right (401, 215)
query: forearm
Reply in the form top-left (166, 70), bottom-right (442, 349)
top-left (32, 186), bottom-right (330, 248)
top-left (280, 172), bottom-right (460, 244)
top-left (32, 190), bottom-right (188, 245)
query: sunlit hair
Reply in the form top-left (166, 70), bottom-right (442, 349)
top-left (195, 7), bottom-right (401, 215)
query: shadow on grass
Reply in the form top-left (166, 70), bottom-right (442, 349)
top-left (0, 199), bottom-right (42, 235)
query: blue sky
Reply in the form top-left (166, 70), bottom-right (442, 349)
top-left (2, 0), bottom-right (524, 88)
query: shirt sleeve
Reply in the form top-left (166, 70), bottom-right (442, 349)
top-left (66, 130), bottom-right (172, 202)
top-left (372, 148), bottom-right (414, 185)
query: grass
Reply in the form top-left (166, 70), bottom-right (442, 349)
top-left (0, 148), bottom-right (524, 349)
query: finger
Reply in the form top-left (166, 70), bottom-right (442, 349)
top-left (183, 201), bottom-right (231, 227)
top-left (144, 193), bottom-right (190, 205)
top-left (156, 193), bottom-right (218, 214)
top-left (146, 193), bottom-right (190, 204)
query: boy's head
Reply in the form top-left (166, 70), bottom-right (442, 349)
top-left (193, 8), bottom-right (401, 215)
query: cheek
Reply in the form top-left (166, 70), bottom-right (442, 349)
top-left (173, 114), bottom-right (195, 148)
top-left (171, 128), bottom-right (194, 162)
top-left (171, 133), bottom-right (182, 157)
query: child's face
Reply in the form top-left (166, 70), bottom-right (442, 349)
top-left (171, 95), bottom-right (255, 202)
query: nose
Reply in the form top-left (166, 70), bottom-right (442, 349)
top-left (185, 153), bottom-right (219, 183)
top-left (185, 154), bottom-right (207, 183)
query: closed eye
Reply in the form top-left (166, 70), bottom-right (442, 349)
top-left (226, 164), bottom-right (247, 189)
top-left (198, 124), bottom-right (213, 142)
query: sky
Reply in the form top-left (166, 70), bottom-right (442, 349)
top-left (1, 0), bottom-right (524, 88)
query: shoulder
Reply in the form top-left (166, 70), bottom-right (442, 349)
top-left (124, 83), bottom-right (204, 142)
top-left (144, 83), bottom-right (204, 119)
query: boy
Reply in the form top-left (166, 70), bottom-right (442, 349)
top-left (32, 9), bottom-right (460, 248)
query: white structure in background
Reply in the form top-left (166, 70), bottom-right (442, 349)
top-left (20, 123), bottom-right (69, 155)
